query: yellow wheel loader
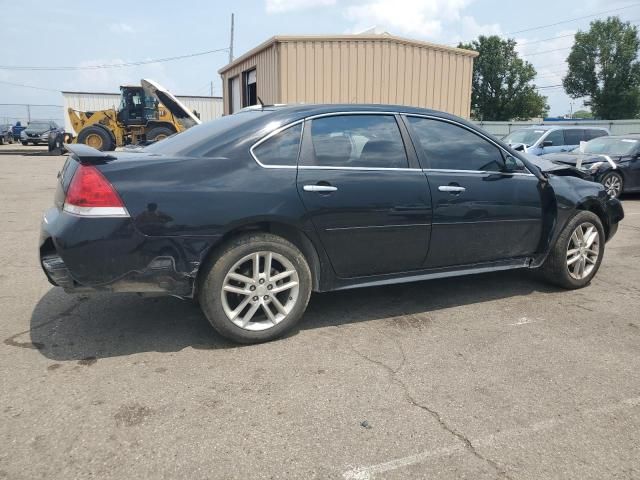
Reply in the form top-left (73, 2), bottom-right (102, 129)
top-left (67, 79), bottom-right (201, 151)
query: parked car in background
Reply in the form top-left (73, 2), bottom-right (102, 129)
top-left (542, 135), bottom-right (640, 198)
top-left (0, 124), bottom-right (13, 145)
top-left (40, 104), bottom-right (623, 344)
top-left (10, 121), bottom-right (26, 141)
top-left (503, 126), bottom-right (609, 155)
top-left (20, 120), bottom-right (64, 146)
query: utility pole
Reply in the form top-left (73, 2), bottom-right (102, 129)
top-left (229, 13), bottom-right (235, 63)
top-left (26, 104), bottom-right (31, 122)
top-left (210, 81), bottom-right (214, 97)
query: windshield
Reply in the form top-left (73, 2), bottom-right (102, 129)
top-left (143, 110), bottom-right (270, 156)
top-left (577, 137), bottom-right (639, 156)
top-left (27, 122), bottom-right (50, 130)
top-left (503, 129), bottom-right (545, 146)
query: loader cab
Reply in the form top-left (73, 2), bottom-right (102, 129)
top-left (117, 86), bottom-right (158, 126)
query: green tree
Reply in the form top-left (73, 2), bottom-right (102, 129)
top-left (459, 36), bottom-right (548, 121)
top-left (563, 17), bottom-right (640, 119)
top-left (572, 109), bottom-right (593, 119)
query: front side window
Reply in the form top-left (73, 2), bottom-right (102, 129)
top-left (503, 129), bottom-right (544, 147)
top-left (252, 123), bottom-right (302, 166)
top-left (544, 129), bottom-right (565, 146)
top-left (407, 117), bottom-right (504, 172)
top-left (306, 115), bottom-right (409, 169)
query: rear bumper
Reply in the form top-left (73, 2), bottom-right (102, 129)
top-left (39, 207), bottom-right (220, 296)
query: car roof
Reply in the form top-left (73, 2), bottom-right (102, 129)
top-left (516, 125), bottom-right (608, 131)
top-left (236, 103), bottom-right (469, 127)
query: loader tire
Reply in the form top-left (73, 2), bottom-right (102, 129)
top-left (146, 125), bottom-right (174, 143)
top-left (77, 125), bottom-right (115, 151)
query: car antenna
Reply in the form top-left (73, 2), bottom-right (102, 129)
top-left (257, 96), bottom-right (265, 110)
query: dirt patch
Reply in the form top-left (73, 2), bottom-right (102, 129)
top-left (114, 403), bottom-right (153, 427)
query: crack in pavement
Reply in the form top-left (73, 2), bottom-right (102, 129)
top-left (3, 296), bottom-right (87, 350)
top-left (347, 332), bottom-right (513, 480)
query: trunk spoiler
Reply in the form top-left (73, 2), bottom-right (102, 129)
top-left (64, 143), bottom-right (117, 163)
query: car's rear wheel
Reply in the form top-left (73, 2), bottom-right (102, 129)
top-left (601, 172), bottom-right (623, 198)
top-left (198, 233), bottom-right (312, 344)
top-left (21, 141), bottom-right (28, 146)
top-left (539, 211), bottom-right (605, 289)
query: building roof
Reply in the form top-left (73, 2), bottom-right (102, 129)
top-left (61, 90), bottom-right (222, 100)
top-left (218, 34), bottom-right (478, 75)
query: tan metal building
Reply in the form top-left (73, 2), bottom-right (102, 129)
top-left (218, 34), bottom-right (478, 117)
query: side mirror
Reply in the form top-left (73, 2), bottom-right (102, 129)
top-left (542, 140), bottom-right (553, 147)
top-left (503, 155), bottom-right (525, 173)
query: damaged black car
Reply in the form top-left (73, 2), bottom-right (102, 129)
top-left (40, 104), bottom-right (624, 343)
top-left (541, 135), bottom-right (640, 198)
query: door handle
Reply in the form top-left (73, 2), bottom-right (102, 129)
top-left (303, 185), bottom-right (338, 192)
top-left (438, 185), bottom-right (466, 193)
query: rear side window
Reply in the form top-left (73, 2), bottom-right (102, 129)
top-left (586, 129), bottom-right (607, 140)
top-left (563, 129), bottom-right (583, 145)
top-left (252, 123), bottom-right (302, 166)
top-left (407, 117), bottom-right (503, 172)
top-left (306, 115), bottom-right (409, 168)
top-left (545, 129), bottom-right (565, 146)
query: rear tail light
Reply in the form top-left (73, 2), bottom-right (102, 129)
top-left (63, 164), bottom-right (129, 217)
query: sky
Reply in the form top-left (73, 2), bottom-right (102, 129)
top-left (1, 0), bottom-right (639, 123)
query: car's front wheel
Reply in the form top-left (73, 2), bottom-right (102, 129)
top-left (601, 171), bottom-right (623, 198)
top-left (539, 210), bottom-right (605, 289)
top-left (199, 233), bottom-right (312, 344)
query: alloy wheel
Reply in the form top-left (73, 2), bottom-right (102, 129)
top-left (603, 174), bottom-right (622, 198)
top-left (566, 222), bottom-right (600, 280)
top-left (220, 251), bottom-right (300, 331)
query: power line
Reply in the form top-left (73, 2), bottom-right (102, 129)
top-left (0, 47), bottom-right (230, 72)
top-left (532, 62), bottom-right (568, 70)
top-left (506, 1), bottom-right (640, 35)
top-left (0, 79), bottom-right (60, 92)
top-left (536, 84), bottom-right (564, 89)
top-left (517, 19), bottom-right (640, 46)
top-left (525, 46), bottom-right (573, 57)
top-left (0, 103), bottom-right (63, 107)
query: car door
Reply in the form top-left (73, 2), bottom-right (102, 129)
top-left (539, 129), bottom-right (568, 155)
top-left (404, 115), bottom-right (543, 269)
top-left (296, 113), bottom-right (432, 278)
top-left (626, 143), bottom-right (640, 190)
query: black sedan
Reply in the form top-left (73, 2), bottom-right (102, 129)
top-left (542, 135), bottom-right (640, 198)
top-left (40, 104), bottom-right (624, 343)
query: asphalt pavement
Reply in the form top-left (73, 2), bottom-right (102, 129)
top-left (1, 145), bottom-right (639, 479)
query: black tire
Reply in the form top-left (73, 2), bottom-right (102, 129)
top-left (146, 125), bottom-right (174, 143)
top-left (198, 233), bottom-right (312, 344)
top-left (600, 171), bottom-right (624, 198)
top-left (77, 125), bottom-right (115, 151)
top-left (538, 211), bottom-right (605, 289)
top-left (20, 141), bottom-right (28, 146)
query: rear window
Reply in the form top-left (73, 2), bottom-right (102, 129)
top-left (252, 123), bottom-right (302, 166)
top-left (143, 111), bottom-right (269, 156)
top-left (585, 129), bottom-right (608, 140)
